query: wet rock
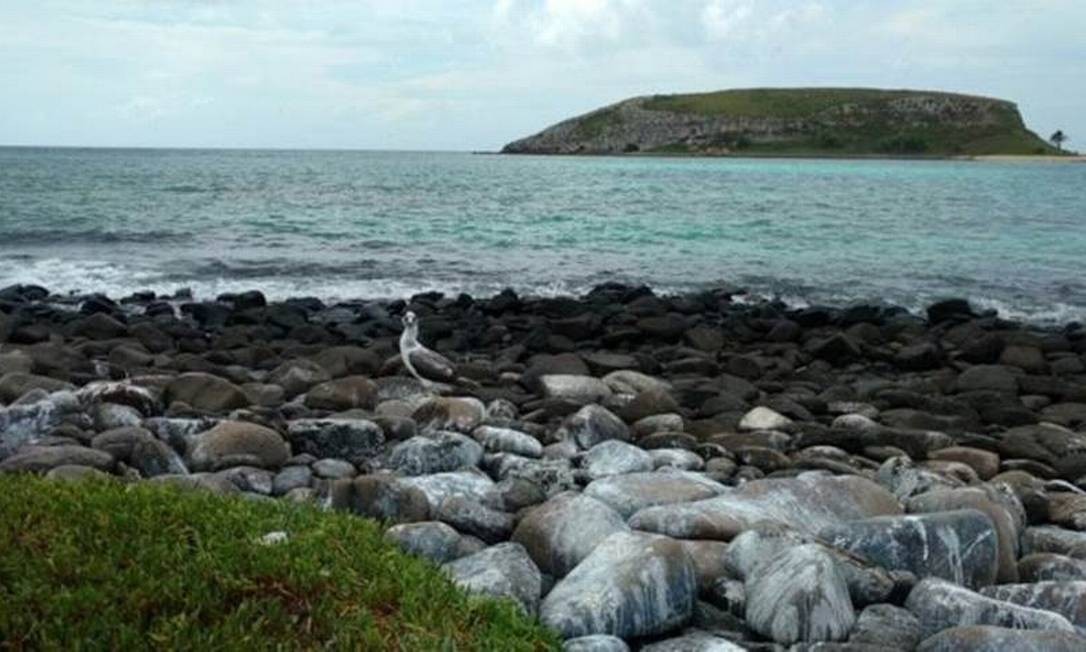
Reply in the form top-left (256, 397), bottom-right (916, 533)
top-left (444, 542), bottom-right (542, 615)
top-left (953, 365), bottom-right (1018, 394)
top-left (998, 424), bottom-right (1086, 481)
top-left (1021, 525), bottom-right (1086, 558)
top-left (905, 578), bottom-right (1074, 638)
top-left (329, 474), bottom-right (430, 523)
top-left (745, 544), bottom-right (855, 645)
top-left (435, 495), bottom-right (513, 544)
top-left (286, 418), bottom-right (384, 466)
top-left (0, 445), bottom-right (114, 474)
top-left (45, 464), bottom-right (112, 482)
top-left (583, 440), bottom-right (654, 479)
top-left (620, 388), bottom-right (681, 423)
top-left (311, 458), bottom-right (355, 479)
top-left (819, 510), bottom-right (999, 589)
top-left (905, 487), bottom-right (1021, 583)
top-left (562, 635), bottom-right (630, 652)
top-left (540, 375), bottom-right (613, 405)
top-left (412, 396), bottom-right (487, 434)
top-left (512, 492), bottom-right (629, 577)
top-left (187, 421), bottom-right (290, 472)
top-left (268, 358), bottom-right (332, 398)
top-left (163, 372), bottom-right (250, 412)
top-left (398, 471), bottom-right (501, 511)
top-left (0, 372), bottom-right (74, 403)
top-left (928, 446), bottom-right (1000, 480)
top-left (566, 404), bottom-right (630, 450)
top-left (629, 474), bottom-right (900, 540)
top-left (738, 406), bottom-right (792, 431)
top-left (640, 632), bottom-right (744, 651)
top-left (980, 581), bottom-right (1086, 627)
top-left (387, 432), bottom-right (482, 475)
top-left (272, 465), bottom-right (312, 495)
top-left (916, 625), bottom-right (1086, 652)
top-left (385, 521), bottom-right (463, 563)
top-left (540, 531), bottom-right (696, 639)
top-left (91, 426), bottom-right (186, 477)
top-left (303, 376), bottom-right (378, 411)
top-left (473, 425), bottom-right (542, 458)
top-left (1018, 553), bottom-right (1086, 581)
top-left (848, 604), bottom-right (922, 650)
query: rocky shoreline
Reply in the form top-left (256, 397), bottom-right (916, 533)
top-left (2, 282), bottom-right (1086, 650)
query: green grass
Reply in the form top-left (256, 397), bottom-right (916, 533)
top-left (571, 107), bottom-right (622, 141)
top-left (0, 476), bottom-right (559, 651)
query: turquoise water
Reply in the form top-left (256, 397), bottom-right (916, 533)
top-left (0, 147), bottom-right (1083, 322)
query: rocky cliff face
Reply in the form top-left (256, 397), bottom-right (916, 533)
top-left (501, 88), bottom-right (1046, 156)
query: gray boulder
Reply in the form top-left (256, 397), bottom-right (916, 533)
top-left (630, 473), bottom-right (901, 540)
top-left (0, 445), bottom-right (114, 474)
top-left (187, 421), bottom-right (290, 472)
top-left (540, 531), bottom-right (696, 639)
top-left (387, 432), bottom-right (482, 476)
top-left (744, 544), bottom-right (855, 645)
top-left (473, 425), bottom-right (543, 458)
top-left (443, 542), bottom-right (542, 615)
top-left (512, 492), bottom-right (629, 577)
top-left (916, 625), bottom-right (1086, 652)
top-left (905, 578), bottom-right (1075, 638)
top-left (435, 495), bottom-right (513, 544)
top-left (582, 440), bottom-right (653, 479)
top-left (540, 375), bottom-right (613, 405)
top-left (286, 418), bottom-right (384, 465)
top-left (980, 581), bottom-right (1086, 628)
top-left (566, 404), bottom-right (630, 450)
top-left (819, 509), bottom-right (999, 589)
top-left (584, 471), bottom-right (726, 519)
top-left (384, 521), bottom-right (462, 563)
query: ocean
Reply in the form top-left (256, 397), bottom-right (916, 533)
top-left (1, 147), bottom-right (1083, 323)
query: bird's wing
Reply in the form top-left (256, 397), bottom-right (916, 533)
top-left (407, 346), bottom-right (457, 383)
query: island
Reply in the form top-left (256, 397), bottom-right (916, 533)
top-left (501, 87), bottom-right (1059, 157)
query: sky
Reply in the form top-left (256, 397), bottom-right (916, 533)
top-left (1, 0), bottom-right (1083, 151)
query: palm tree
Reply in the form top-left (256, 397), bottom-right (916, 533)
top-left (1050, 130), bottom-right (1068, 152)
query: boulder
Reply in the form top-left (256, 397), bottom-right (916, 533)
top-left (444, 542), bottom-right (542, 616)
top-left (512, 492), bottom-right (629, 577)
top-left (848, 604), bottom-right (923, 650)
top-left (917, 626), bottom-right (1086, 652)
top-left (998, 424), bottom-right (1086, 481)
top-left (629, 473), bottom-right (901, 540)
top-left (329, 474), bottom-right (430, 523)
top-left (387, 433), bottom-right (482, 476)
top-left (187, 421), bottom-right (290, 472)
top-left (285, 418), bottom-right (384, 466)
top-left (584, 471), bottom-right (726, 519)
top-left (91, 426), bottom-right (186, 477)
top-left (303, 376), bottom-right (378, 411)
top-left (738, 406), bottom-right (792, 431)
top-left (1019, 553), bottom-right (1086, 582)
top-left (0, 373), bottom-right (74, 403)
top-left (412, 396), bottom-right (486, 433)
top-left (0, 445), bottom-right (113, 474)
top-left (268, 358), bottom-right (332, 398)
top-left (562, 635), bottom-right (631, 652)
top-left (980, 581), bottom-right (1086, 628)
top-left (582, 440), bottom-right (654, 479)
top-left (744, 544), bottom-right (855, 645)
top-left (473, 425), bottom-right (543, 458)
top-left (540, 531), bottom-right (696, 639)
top-left (953, 365), bottom-right (1018, 394)
top-left (163, 373), bottom-right (250, 412)
top-left (398, 471), bottom-right (501, 512)
top-left (819, 510), bottom-right (999, 589)
top-left (434, 495), bottom-right (513, 544)
top-left (905, 578), bottom-right (1075, 638)
top-left (384, 521), bottom-right (462, 563)
top-left (565, 404), bottom-right (630, 450)
top-left (540, 375), bottom-right (613, 405)
top-left (905, 487), bottom-right (1020, 583)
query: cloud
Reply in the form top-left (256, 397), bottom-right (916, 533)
top-left (0, 0), bottom-right (1083, 149)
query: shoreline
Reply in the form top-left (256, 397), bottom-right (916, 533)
top-left (3, 281), bottom-right (1086, 647)
top-left (494, 150), bottom-right (1085, 162)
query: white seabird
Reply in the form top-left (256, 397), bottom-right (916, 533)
top-left (399, 311), bottom-right (457, 387)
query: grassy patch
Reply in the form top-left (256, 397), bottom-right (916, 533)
top-left (0, 476), bottom-right (559, 651)
top-left (571, 107), bottom-right (622, 141)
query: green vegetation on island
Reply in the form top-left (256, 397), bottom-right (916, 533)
top-left (0, 476), bottom-right (558, 651)
top-left (502, 87), bottom-right (1060, 157)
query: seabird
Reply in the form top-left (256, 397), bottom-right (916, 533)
top-left (399, 311), bottom-right (457, 387)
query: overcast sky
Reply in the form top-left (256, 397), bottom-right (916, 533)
top-left (1, 0), bottom-right (1082, 150)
